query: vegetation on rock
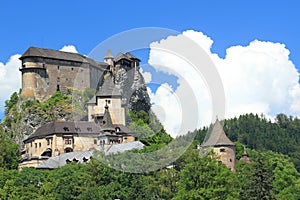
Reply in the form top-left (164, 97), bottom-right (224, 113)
top-left (0, 92), bottom-right (299, 199)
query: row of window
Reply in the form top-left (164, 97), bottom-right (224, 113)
top-left (30, 138), bottom-right (72, 148)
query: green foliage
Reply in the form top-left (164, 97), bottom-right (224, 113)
top-left (0, 130), bottom-right (19, 170)
top-left (193, 113), bottom-right (300, 171)
top-left (175, 151), bottom-right (240, 200)
top-left (1, 89), bottom-right (300, 199)
top-left (4, 92), bottom-right (19, 115)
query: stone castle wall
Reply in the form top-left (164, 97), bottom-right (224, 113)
top-left (213, 146), bottom-right (236, 171)
top-left (20, 57), bottom-right (104, 101)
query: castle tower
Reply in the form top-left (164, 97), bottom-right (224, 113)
top-left (201, 119), bottom-right (236, 171)
top-left (239, 147), bottom-right (251, 163)
top-left (100, 102), bottom-right (115, 132)
top-left (104, 49), bottom-right (114, 67)
top-left (87, 77), bottom-right (125, 125)
top-left (19, 47), bottom-right (47, 99)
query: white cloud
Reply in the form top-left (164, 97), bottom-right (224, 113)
top-left (0, 54), bottom-right (22, 113)
top-left (148, 30), bottom-right (300, 137)
top-left (140, 68), bottom-right (152, 83)
top-left (59, 45), bottom-right (78, 53)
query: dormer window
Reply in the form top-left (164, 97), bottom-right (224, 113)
top-left (87, 127), bottom-right (92, 132)
top-left (115, 127), bottom-right (120, 132)
top-left (63, 127), bottom-right (69, 132)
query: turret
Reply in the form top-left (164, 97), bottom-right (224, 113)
top-left (104, 49), bottom-right (114, 66)
top-left (201, 119), bottom-right (236, 171)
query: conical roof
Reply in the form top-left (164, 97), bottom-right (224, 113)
top-left (202, 119), bottom-right (235, 147)
top-left (100, 104), bottom-right (115, 132)
top-left (104, 49), bottom-right (114, 59)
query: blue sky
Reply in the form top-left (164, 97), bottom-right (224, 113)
top-left (1, 1), bottom-right (300, 128)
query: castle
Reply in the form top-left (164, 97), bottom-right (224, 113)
top-left (19, 47), bottom-right (144, 169)
top-left (19, 47), bottom-right (141, 102)
top-left (18, 46), bottom-right (247, 170)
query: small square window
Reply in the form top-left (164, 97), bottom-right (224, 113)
top-left (65, 139), bottom-right (72, 145)
top-left (220, 148), bottom-right (226, 152)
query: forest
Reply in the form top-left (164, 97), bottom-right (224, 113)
top-left (0, 92), bottom-right (299, 199)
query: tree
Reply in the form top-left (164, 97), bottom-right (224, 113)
top-left (246, 154), bottom-right (275, 200)
top-left (0, 130), bottom-right (19, 169)
top-left (174, 150), bottom-right (239, 200)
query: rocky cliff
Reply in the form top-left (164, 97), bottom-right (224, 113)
top-left (114, 67), bottom-right (151, 112)
top-left (1, 67), bottom-right (151, 146)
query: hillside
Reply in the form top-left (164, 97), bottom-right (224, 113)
top-left (0, 92), bottom-right (300, 199)
top-left (193, 113), bottom-right (300, 171)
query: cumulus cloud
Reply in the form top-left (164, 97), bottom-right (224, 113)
top-left (0, 54), bottom-right (22, 113)
top-left (59, 45), bottom-right (78, 53)
top-left (140, 68), bottom-right (152, 83)
top-left (147, 30), bottom-right (300, 137)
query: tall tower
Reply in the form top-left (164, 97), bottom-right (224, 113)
top-left (104, 49), bottom-right (114, 67)
top-left (201, 119), bottom-right (236, 171)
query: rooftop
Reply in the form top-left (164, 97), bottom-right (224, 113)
top-left (202, 119), bottom-right (235, 147)
top-left (96, 77), bottom-right (122, 97)
top-left (20, 46), bottom-right (108, 68)
top-left (24, 121), bottom-right (101, 143)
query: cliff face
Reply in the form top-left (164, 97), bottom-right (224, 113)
top-left (114, 68), bottom-right (151, 112)
top-left (2, 67), bottom-right (151, 146)
top-left (2, 92), bottom-right (74, 145)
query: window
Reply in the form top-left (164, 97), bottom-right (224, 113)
top-left (220, 148), bottom-right (226, 152)
top-left (57, 66), bottom-right (60, 70)
top-left (229, 159), bottom-right (232, 162)
top-left (63, 127), bottom-right (69, 132)
top-left (94, 139), bottom-right (97, 145)
top-left (75, 127), bottom-right (81, 132)
top-left (71, 67), bottom-right (74, 71)
top-left (47, 139), bottom-right (51, 145)
top-left (39, 143), bottom-right (41, 148)
top-left (65, 139), bottom-right (72, 145)
top-left (57, 85), bottom-right (60, 91)
top-left (35, 143), bottom-right (37, 148)
top-left (31, 143), bottom-right (32, 147)
top-left (87, 127), bottom-right (92, 132)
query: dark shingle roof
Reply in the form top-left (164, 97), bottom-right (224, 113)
top-left (114, 52), bottom-right (131, 62)
top-left (202, 119), bottom-right (235, 147)
top-left (100, 105), bottom-right (115, 132)
top-left (113, 124), bottom-right (134, 134)
top-left (20, 47), bottom-right (108, 69)
top-left (24, 121), bottom-right (100, 143)
top-left (96, 78), bottom-right (121, 97)
top-left (125, 52), bottom-right (141, 61)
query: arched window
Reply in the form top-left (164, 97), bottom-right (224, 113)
top-left (64, 147), bottom-right (73, 153)
top-left (41, 148), bottom-right (52, 157)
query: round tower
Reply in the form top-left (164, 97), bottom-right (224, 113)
top-left (201, 119), bottom-right (236, 171)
